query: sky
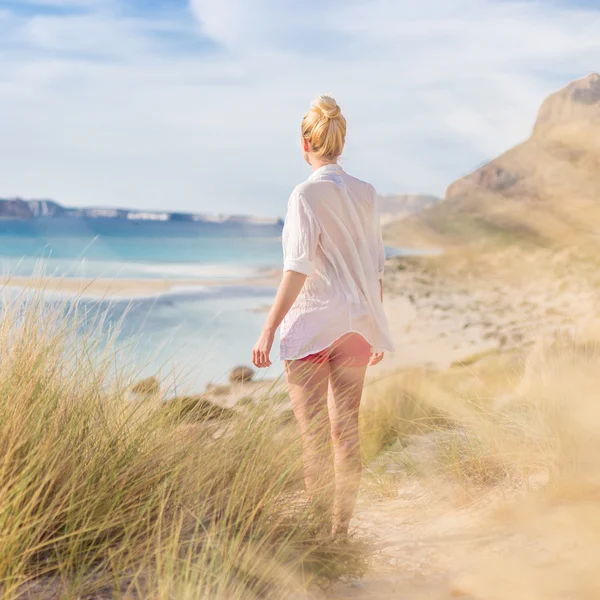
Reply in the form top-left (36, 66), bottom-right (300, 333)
top-left (1, 0), bottom-right (600, 217)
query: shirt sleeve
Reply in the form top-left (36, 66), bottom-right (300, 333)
top-left (282, 189), bottom-right (320, 277)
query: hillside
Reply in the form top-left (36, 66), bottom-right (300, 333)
top-left (377, 194), bottom-right (440, 225)
top-left (384, 74), bottom-right (600, 254)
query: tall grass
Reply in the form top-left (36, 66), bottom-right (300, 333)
top-left (0, 288), bottom-right (358, 599)
top-left (8, 283), bottom-right (600, 598)
top-left (360, 332), bottom-right (600, 490)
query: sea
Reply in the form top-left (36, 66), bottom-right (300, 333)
top-left (0, 217), bottom-right (426, 394)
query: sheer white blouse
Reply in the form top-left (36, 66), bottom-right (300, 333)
top-left (279, 164), bottom-right (395, 360)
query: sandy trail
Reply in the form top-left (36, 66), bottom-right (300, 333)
top-left (316, 398), bottom-right (600, 600)
top-left (320, 483), bottom-right (487, 599)
top-left (317, 482), bottom-right (587, 600)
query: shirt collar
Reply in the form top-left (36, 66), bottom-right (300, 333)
top-left (309, 163), bottom-right (344, 179)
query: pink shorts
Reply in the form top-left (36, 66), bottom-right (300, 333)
top-left (298, 333), bottom-right (372, 367)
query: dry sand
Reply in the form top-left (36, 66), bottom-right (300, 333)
top-left (0, 273), bottom-right (280, 299)
top-left (371, 254), bottom-right (597, 378)
top-left (316, 482), bottom-right (598, 599)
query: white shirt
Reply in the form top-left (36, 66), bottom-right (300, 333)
top-left (280, 164), bottom-right (395, 360)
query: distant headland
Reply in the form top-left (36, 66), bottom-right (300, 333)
top-left (0, 197), bottom-right (284, 230)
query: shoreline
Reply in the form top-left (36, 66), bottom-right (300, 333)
top-left (0, 273), bottom-right (281, 300)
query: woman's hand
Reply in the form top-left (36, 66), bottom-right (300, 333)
top-left (252, 271), bottom-right (307, 369)
top-left (252, 328), bottom-right (275, 368)
top-left (369, 352), bottom-right (384, 366)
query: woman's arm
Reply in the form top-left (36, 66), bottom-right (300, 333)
top-left (252, 270), bottom-right (307, 368)
top-left (253, 188), bottom-right (318, 369)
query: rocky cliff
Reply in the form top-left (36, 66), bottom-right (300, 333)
top-left (384, 73), bottom-right (600, 252)
top-left (0, 198), bottom-right (34, 219)
top-left (0, 198), bottom-right (283, 230)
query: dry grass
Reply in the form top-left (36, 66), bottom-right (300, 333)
top-left (361, 331), bottom-right (600, 491)
top-left (359, 368), bottom-right (451, 463)
top-left (448, 333), bottom-right (600, 599)
top-left (5, 281), bottom-right (600, 599)
top-left (357, 327), bottom-right (600, 598)
top-left (0, 289), bottom-right (364, 600)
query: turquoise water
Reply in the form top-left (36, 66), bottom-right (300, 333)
top-left (0, 218), bottom-right (284, 390)
top-left (76, 286), bottom-right (281, 393)
top-left (0, 218), bottom-right (420, 392)
top-left (0, 218), bottom-right (283, 279)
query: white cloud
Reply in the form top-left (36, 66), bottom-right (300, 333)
top-left (1, 0), bottom-right (600, 215)
top-left (189, 0), bottom-right (341, 50)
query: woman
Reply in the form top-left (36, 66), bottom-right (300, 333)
top-left (252, 95), bottom-right (394, 538)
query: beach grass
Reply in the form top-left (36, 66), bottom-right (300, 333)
top-left (361, 329), bottom-right (600, 492)
top-left (0, 288), bottom-right (365, 599)
top-left (4, 282), bottom-right (600, 598)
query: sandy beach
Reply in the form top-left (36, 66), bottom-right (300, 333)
top-left (0, 272), bottom-right (281, 299)
top-left (378, 251), bottom-right (598, 375)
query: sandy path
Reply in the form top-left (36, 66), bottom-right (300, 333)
top-left (316, 485), bottom-right (546, 600)
top-left (316, 483), bottom-right (481, 599)
top-left (316, 456), bottom-right (600, 599)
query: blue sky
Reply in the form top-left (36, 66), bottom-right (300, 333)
top-left (1, 0), bottom-right (600, 217)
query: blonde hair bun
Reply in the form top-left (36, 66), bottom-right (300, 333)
top-left (302, 95), bottom-right (346, 159)
top-left (312, 95), bottom-right (342, 120)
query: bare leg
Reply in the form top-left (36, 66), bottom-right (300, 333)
top-left (285, 359), bottom-right (333, 519)
top-left (328, 360), bottom-right (368, 538)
